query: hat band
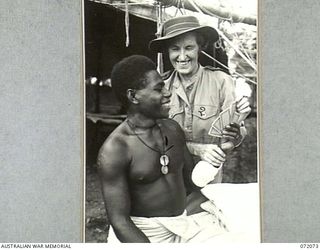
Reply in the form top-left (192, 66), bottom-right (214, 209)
top-left (165, 22), bottom-right (200, 36)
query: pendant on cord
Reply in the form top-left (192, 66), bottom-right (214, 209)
top-left (160, 154), bottom-right (169, 174)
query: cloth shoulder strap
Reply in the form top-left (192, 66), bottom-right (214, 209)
top-left (203, 65), bottom-right (230, 75)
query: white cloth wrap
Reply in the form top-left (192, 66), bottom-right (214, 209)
top-left (200, 183), bottom-right (261, 242)
top-left (107, 183), bottom-right (261, 243)
top-left (107, 211), bottom-right (227, 243)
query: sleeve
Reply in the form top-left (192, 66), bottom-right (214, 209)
top-left (218, 72), bottom-right (236, 111)
top-left (216, 70), bottom-right (247, 146)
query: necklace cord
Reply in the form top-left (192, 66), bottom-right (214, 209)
top-left (126, 119), bottom-right (174, 175)
top-left (127, 119), bottom-right (164, 154)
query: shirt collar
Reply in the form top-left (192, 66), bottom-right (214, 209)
top-left (173, 64), bottom-right (202, 89)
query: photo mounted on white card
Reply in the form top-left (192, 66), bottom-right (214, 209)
top-left (84, 0), bottom-right (259, 243)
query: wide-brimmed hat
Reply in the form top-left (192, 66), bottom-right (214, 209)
top-left (149, 15), bottom-right (219, 52)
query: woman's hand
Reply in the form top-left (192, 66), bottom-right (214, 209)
top-left (236, 96), bottom-right (251, 114)
top-left (187, 143), bottom-right (226, 167)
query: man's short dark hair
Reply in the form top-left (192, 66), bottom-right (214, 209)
top-left (111, 55), bottom-right (156, 108)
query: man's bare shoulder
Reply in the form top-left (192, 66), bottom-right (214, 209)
top-left (97, 122), bottom-right (130, 174)
top-left (99, 122), bottom-right (129, 152)
top-left (157, 118), bottom-right (185, 139)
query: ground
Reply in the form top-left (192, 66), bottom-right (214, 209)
top-left (85, 117), bottom-right (257, 242)
top-left (85, 166), bottom-right (109, 243)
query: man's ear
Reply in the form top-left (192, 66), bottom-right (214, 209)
top-left (127, 89), bottom-right (139, 104)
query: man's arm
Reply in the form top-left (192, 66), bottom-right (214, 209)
top-left (97, 138), bottom-right (150, 243)
top-left (182, 138), bottom-right (200, 195)
top-left (183, 140), bottom-right (210, 215)
top-left (168, 120), bottom-right (209, 214)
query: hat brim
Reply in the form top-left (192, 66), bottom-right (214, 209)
top-left (149, 26), bottom-right (219, 53)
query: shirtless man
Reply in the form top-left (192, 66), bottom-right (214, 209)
top-left (97, 55), bottom-right (240, 243)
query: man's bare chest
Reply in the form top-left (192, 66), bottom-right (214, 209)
top-left (127, 136), bottom-right (184, 183)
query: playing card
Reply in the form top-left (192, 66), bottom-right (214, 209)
top-left (208, 125), bottom-right (222, 138)
top-left (238, 111), bottom-right (250, 123)
top-left (232, 112), bottom-right (241, 124)
top-left (211, 116), bottom-right (222, 132)
top-left (220, 108), bottom-right (230, 129)
top-left (229, 101), bottom-right (237, 121)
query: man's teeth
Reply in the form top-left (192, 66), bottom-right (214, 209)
top-left (162, 103), bottom-right (170, 108)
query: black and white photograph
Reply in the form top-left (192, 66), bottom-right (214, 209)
top-left (84, 0), bottom-right (259, 243)
top-left (3, 0), bottom-right (320, 245)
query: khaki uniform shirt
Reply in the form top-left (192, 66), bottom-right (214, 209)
top-left (165, 65), bottom-right (236, 145)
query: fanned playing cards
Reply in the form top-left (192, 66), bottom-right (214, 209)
top-left (208, 101), bottom-right (250, 138)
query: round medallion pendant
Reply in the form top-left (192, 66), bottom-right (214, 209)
top-left (161, 165), bottom-right (168, 175)
top-left (160, 155), bottom-right (169, 174)
top-left (160, 154), bottom-right (169, 166)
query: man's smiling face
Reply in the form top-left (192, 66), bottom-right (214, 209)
top-left (134, 70), bottom-right (171, 119)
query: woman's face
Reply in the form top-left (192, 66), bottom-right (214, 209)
top-left (167, 32), bottom-right (200, 78)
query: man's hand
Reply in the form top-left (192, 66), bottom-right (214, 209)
top-left (186, 191), bottom-right (208, 215)
top-left (221, 123), bottom-right (241, 153)
top-left (236, 96), bottom-right (251, 114)
top-left (200, 200), bottom-right (229, 230)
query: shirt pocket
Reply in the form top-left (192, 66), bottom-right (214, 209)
top-left (192, 105), bottom-right (220, 142)
top-left (193, 105), bottom-right (219, 120)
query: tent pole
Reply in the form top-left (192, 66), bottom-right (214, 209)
top-left (156, 1), bottom-right (164, 74)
